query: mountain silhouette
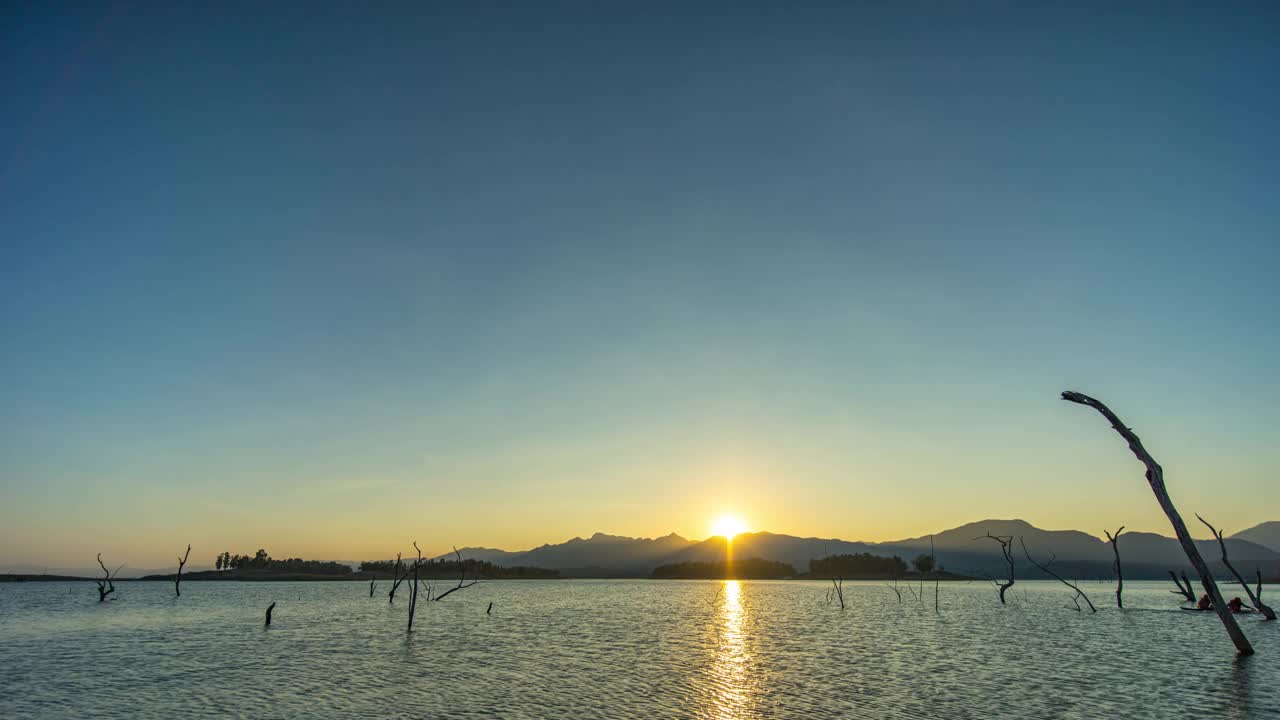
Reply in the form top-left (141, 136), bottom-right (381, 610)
top-left (442, 518), bottom-right (1280, 579)
top-left (1230, 521), bottom-right (1280, 553)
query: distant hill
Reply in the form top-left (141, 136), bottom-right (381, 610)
top-left (1231, 522), bottom-right (1280, 553)
top-left (438, 519), bottom-right (1280, 580)
top-left (439, 532), bottom-right (696, 577)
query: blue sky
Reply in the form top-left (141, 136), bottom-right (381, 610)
top-left (2, 2), bottom-right (1278, 566)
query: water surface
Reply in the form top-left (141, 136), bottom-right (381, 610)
top-left (1, 579), bottom-right (1275, 718)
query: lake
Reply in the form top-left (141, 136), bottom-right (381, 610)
top-left (0, 579), bottom-right (1276, 718)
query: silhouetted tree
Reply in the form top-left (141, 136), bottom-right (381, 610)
top-left (95, 553), bottom-right (120, 602)
top-left (434, 547), bottom-right (480, 601)
top-left (215, 554), bottom-right (223, 571)
top-left (913, 554), bottom-right (935, 575)
top-left (810, 553), bottom-right (906, 578)
top-left (174, 544), bottom-right (191, 597)
top-left (975, 533), bottom-right (1015, 604)
top-left (1062, 390), bottom-right (1253, 656)
top-left (387, 553), bottom-right (407, 605)
top-left (407, 543), bottom-right (425, 632)
top-left (1104, 527), bottom-right (1125, 608)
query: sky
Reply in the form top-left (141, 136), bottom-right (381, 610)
top-left (2, 1), bottom-right (1278, 570)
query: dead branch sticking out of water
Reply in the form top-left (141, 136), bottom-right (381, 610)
top-left (369, 576), bottom-right (377, 597)
top-left (1196, 515), bottom-right (1276, 621)
top-left (1019, 538), bottom-right (1096, 613)
top-left (1169, 571), bottom-right (1196, 602)
top-left (95, 554), bottom-right (120, 602)
top-left (931, 535), bottom-right (939, 614)
top-left (174, 544), bottom-right (190, 598)
top-left (885, 577), bottom-right (903, 603)
top-left (1104, 527), bottom-right (1124, 608)
top-left (975, 534), bottom-right (1015, 604)
top-left (487, 601), bottom-right (493, 615)
top-left (388, 553), bottom-right (407, 605)
top-left (831, 578), bottom-right (845, 610)
top-left (433, 547), bottom-right (480, 601)
top-left (1062, 390), bottom-right (1253, 656)
top-left (407, 543), bottom-right (424, 632)
top-left (265, 602), bottom-right (276, 626)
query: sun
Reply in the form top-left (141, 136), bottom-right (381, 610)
top-left (711, 515), bottom-right (748, 540)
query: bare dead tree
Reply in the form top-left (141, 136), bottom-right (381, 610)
top-left (487, 601), bottom-right (493, 615)
top-left (885, 576), bottom-right (903, 603)
top-left (1169, 571), bottom-right (1196, 602)
top-left (931, 534), bottom-right (939, 614)
top-left (1196, 515), bottom-right (1275, 621)
top-left (407, 543), bottom-right (424, 632)
top-left (975, 534), bottom-right (1015, 604)
top-left (1104, 527), bottom-right (1124, 608)
top-left (1020, 537), bottom-right (1096, 612)
top-left (1062, 390), bottom-right (1253, 656)
top-left (265, 601), bottom-right (276, 626)
top-left (95, 553), bottom-right (120, 602)
top-left (831, 577), bottom-right (845, 610)
top-left (433, 546), bottom-right (480, 601)
top-left (369, 576), bottom-right (377, 597)
top-left (174, 544), bottom-right (191, 598)
top-left (387, 553), bottom-right (407, 605)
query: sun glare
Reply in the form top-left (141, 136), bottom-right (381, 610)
top-left (711, 515), bottom-right (747, 540)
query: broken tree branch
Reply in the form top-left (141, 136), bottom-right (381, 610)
top-left (95, 553), bottom-right (117, 603)
top-left (174, 544), bottom-right (191, 598)
top-left (1020, 537), bottom-right (1096, 613)
top-left (1062, 390), bottom-right (1253, 655)
top-left (407, 542), bottom-right (424, 632)
top-left (1169, 570), bottom-right (1196, 602)
top-left (1104, 527), bottom-right (1124, 608)
top-left (265, 601), bottom-right (276, 626)
top-left (1196, 515), bottom-right (1275, 621)
top-left (388, 553), bottom-right (407, 605)
top-left (433, 546), bottom-right (480, 601)
top-left (975, 534), bottom-right (1015, 604)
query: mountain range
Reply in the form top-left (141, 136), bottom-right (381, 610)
top-left (10, 519), bottom-right (1277, 580)
top-left (437, 519), bottom-right (1280, 580)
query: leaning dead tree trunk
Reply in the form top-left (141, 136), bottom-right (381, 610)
top-left (1020, 538), bottom-right (1096, 613)
top-left (1169, 571), bottom-right (1196, 602)
top-left (369, 576), bottom-right (377, 597)
top-left (830, 577), bottom-right (845, 610)
top-left (95, 553), bottom-right (120, 602)
top-left (433, 546), bottom-right (480, 601)
top-left (1197, 515), bottom-right (1275, 621)
top-left (975, 534), bottom-right (1015, 604)
top-left (1062, 390), bottom-right (1254, 656)
top-left (265, 602), bottom-right (276, 626)
top-left (1104, 527), bottom-right (1124, 608)
top-left (174, 544), bottom-right (191, 598)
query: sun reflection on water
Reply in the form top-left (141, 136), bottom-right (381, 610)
top-left (711, 580), bottom-right (753, 719)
